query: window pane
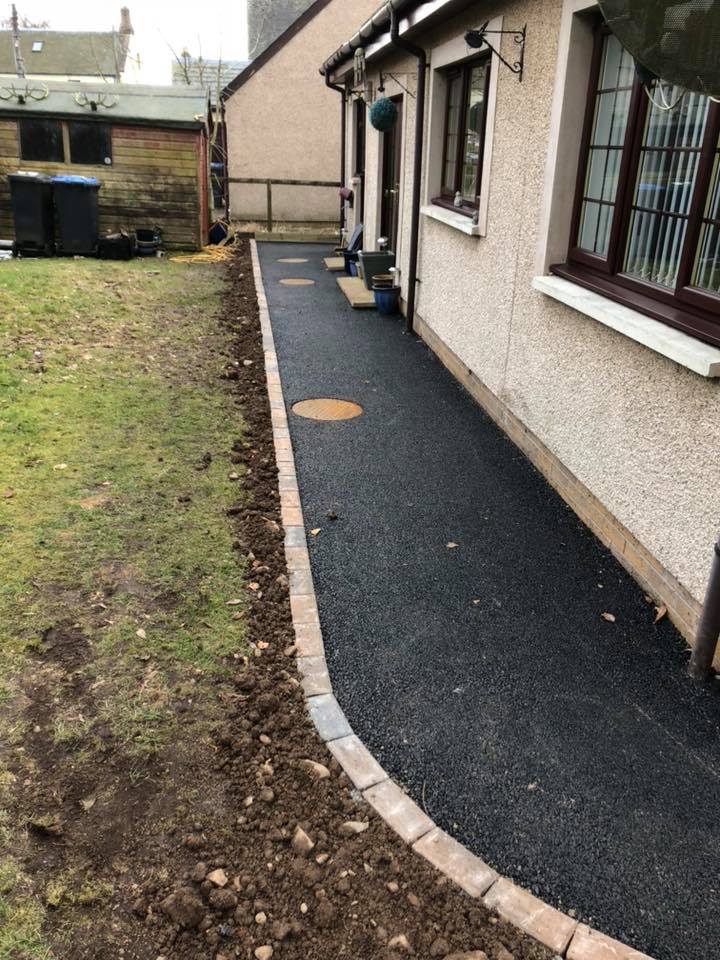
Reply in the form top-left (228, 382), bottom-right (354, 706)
top-left (585, 147), bottom-right (623, 202)
top-left (577, 33), bottom-right (632, 255)
top-left (692, 146), bottom-right (720, 293)
top-left (442, 75), bottom-right (463, 192)
top-left (599, 33), bottom-right (634, 90)
top-left (623, 82), bottom-right (709, 289)
top-left (578, 200), bottom-right (613, 256)
top-left (634, 147), bottom-right (699, 214)
top-left (591, 89), bottom-right (632, 146)
top-left (68, 122), bottom-right (111, 165)
top-left (19, 118), bottom-right (63, 162)
top-left (460, 63), bottom-right (487, 202)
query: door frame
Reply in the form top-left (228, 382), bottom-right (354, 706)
top-left (378, 94), bottom-right (404, 252)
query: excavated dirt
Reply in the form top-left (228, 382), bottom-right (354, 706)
top-left (14, 242), bottom-right (553, 960)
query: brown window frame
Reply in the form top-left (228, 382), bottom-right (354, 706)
top-left (433, 55), bottom-right (491, 218)
top-left (552, 22), bottom-right (720, 349)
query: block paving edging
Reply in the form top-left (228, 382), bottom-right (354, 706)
top-left (249, 240), bottom-right (655, 960)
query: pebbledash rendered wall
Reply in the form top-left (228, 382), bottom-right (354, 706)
top-left (225, 0), bottom-right (379, 225)
top-left (343, 0), bottom-right (720, 645)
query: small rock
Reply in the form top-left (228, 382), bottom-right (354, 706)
top-left (259, 788), bottom-right (275, 803)
top-left (300, 903), bottom-right (308, 914)
top-left (159, 888), bottom-right (205, 929)
top-left (291, 826), bottom-right (315, 856)
top-left (315, 853), bottom-right (330, 865)
top-left (207, 869), bottom-right (228, 888)
top-left (244, 796), bottom-right (254, 808)
top-left (339, 820), bottom-right (369, 836)
top-left (255, 911), bottom-right (267, 924)
top-left (299, 759), bottom-right (330, 780)
top-left (315, 899), bottom-right (337, 928)
top-left (406, 892), bottom-right (420, 908)
top-left (430, 938), bottom-right (450, 957)
top-left (386, 881), bottom-right (399, 894)
top-left (388, 934), bottom-right (413, 953)
top-left (254, 947), bottom-right (273, 960)
top-left (209, 889), bottom-right (238, 912)
top-left (191, 862), bottom-right (207, 883)
top-left (259, 734), bottom-right (271, 745)
top-left (445, 953), bottom-right (488, 960)
top-left (495, 948), bottom-right (515, 960)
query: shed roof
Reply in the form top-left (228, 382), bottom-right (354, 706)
top-left (0, 30), bottom-right (127, 78)
top-left (0, 80), bottom-right (208, 128)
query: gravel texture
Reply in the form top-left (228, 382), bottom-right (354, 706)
top-left (259, 241), bottom-right (720, 960)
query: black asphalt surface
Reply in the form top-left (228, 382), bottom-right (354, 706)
top-left (258, 242), bottom-right (720, 960)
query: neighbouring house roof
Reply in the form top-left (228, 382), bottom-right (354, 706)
top-left (321, 0), bottom-right (471, 77)
top-left (0, 80), bottom-right (209, 128)
top-left (223, 0), bottom-right (334, 97)
top-left (0, 30), bottom-right (128, 78)
top-left (172, 58), bottom-right (250, 92)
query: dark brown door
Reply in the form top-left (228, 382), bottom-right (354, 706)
top-left (354, 99), bottom-right (366, 222)
top-left (380, 96), bottom-right (402, 252)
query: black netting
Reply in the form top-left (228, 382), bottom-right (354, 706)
top-left (598, 0), bottom-right (720, 96)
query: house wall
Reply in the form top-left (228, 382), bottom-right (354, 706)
top-left (0, 120), bottom-right (205, 249)
top-left (225, 0), bottom-right (379, 225)
top-left (345, 0), bottom-right (720, 643)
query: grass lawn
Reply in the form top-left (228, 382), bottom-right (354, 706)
top-left (0, 255), bottom-right (247, 957)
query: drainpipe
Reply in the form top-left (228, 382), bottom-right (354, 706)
top-left (688, 535), bottom-right (720, 680)
top-left (323, 72), bottom-right (347, 237)
top-left (389, 3), bottom-right (426, 333)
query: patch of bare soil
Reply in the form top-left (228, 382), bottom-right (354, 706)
top-left (10, 242), bottom-right (551, 960)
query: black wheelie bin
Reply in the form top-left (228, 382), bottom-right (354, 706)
top-left (8, 171), bottom-right (55, 257)
top-left (52, 175), bottom-right (101, 255)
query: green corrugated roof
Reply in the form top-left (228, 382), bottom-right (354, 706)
top-left (0, 80), bottom-right (209, 128)
top-left (0, 30), bottom-right (126, 78)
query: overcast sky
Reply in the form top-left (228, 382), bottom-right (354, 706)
top-left (6, 0), bottom-right (250, 83)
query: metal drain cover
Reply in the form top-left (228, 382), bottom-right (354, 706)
top-left (280, 278), bottom-right (315, 286)
top-left (292, 398), bottom-right (363, 421)
top-left (277, 257), bottom-right (309, 264)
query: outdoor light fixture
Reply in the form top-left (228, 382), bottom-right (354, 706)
top-left (464, 21), bottom-right (527, 81)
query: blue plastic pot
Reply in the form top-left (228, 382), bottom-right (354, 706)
top-left (349, 260), bottom-right (358, 277)
top-left (373, 285), bottom-right (401, 315)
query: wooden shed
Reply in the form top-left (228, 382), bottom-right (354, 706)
top-left (0, 80), bottom-right (210, 250)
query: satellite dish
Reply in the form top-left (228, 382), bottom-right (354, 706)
top-left (598, 0), bottom-right (720, 97)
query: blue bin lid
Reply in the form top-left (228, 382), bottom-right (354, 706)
top-left (51, 175), bottom-right (100, 185)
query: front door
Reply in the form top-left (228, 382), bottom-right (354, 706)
top-left (380, 96), bottom-right (402, 252)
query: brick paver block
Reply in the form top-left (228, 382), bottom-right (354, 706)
top-left (413, 827), bottom-right (498, 897)
top-left (293, 621), bottom-right (324, 657)
top-left (285, 546), bottom-right (311, 572)
top-left (284, 526), bottom-right (306, 548)
top-left (363, 779), bottom-right (434, 844)
top-left (567, 925), bottom-right (654, 960)
top-left (307, 694), bottom-right (352, 742)
top-left (289, 567), bottom-right (314, 595)
top-left (327, 735), bottom-right (388, 791)
top-left (290, 593), bottom-right (319, 625)
top-left (280, 489), bottom-right (301, 508)
top-left (297, 655), bottom-right (332, 697)
top-left (483, 878), bottom-right (577, 955)
top-left (281, 505), bottom-right (303, 527)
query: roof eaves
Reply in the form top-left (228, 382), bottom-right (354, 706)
top-left (320, 0), bottom-right (467, 79)
top-left (222, 0), bottom-right (334, 98)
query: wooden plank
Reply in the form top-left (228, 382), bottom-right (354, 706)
top-left (113, 127), bottom-right (197, 143)
top-left (336, 276), bottom-right (377, 309)
top-left (324, 256), bottom-right (345, 272)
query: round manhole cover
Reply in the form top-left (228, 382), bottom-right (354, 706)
top-left (292, 398), bottom-right (363, 421)
top-left (280, 278), bottom-right (315, 286)
top-left (277, 257), bottom-right (309, 264)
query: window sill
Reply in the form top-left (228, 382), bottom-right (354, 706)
top-left (532, 274), bottom-right (720, 378)
top-left (421, 204), bottom-right (482, 237)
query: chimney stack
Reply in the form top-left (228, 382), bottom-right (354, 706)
top-left (119, 7), bottom-right (133, 37)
